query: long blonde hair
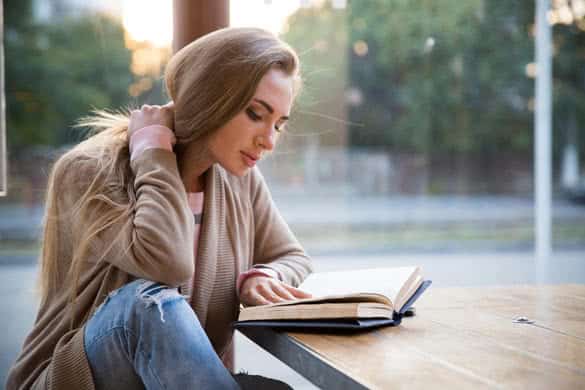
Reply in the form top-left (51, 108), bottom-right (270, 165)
top-left (39, 27), bottom-right (301, 305)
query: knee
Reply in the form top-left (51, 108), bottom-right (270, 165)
top-left (92, 279), bottom-right (196, 329)
top-left (133, 280), bottom-right (190, 323)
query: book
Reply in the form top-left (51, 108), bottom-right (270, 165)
top-left (234, 266), bottom-right (432, 330)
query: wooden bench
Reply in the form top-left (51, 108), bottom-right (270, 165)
top-left (238, 284), bottom-right (585, 389)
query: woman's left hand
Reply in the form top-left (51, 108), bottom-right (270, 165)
top-left (239, 276), bottom-right (313, 306)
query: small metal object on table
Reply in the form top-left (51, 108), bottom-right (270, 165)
top-left (238, 284), bottom-right (585, 389)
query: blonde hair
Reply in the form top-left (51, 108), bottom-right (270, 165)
top-left (39, 27), bottom-right (301, 306)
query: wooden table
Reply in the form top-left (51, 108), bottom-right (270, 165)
top-left (238, 284), bottom-right (585, 389)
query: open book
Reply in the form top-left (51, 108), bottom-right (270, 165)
top-left (234, 266), bottom-right (432, 330)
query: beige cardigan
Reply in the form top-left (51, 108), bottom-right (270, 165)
top-left (6, 147), bottom-right (312, 390)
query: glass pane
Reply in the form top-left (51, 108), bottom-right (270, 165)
top-left (231, 0), bottom-right (585, 273)
top-left (2, 0), bottom-right (171, 248)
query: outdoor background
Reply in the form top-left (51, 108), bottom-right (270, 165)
top-left (2, 0), bottom-right (585, 388)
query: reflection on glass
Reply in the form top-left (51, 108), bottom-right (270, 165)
top-left (244, 0), bottom-right (585, 256)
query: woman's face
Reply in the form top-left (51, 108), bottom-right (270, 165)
top-left (207, 68), bottom-right (294, 177)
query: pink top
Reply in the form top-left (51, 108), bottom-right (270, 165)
top-left (129, 125), bottom-right (277, 296)
top-left (187, 191), bottom-right (204, 250)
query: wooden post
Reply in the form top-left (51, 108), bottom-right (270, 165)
top-left (172, 0), bottom-right (229, 53)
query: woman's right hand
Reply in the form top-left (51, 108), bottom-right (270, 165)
top-left (128, 102), bottom-right (175, 137)
top-left (239, 276), bottom-right (313, 307)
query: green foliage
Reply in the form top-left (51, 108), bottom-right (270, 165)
top-left (5, 3), bottom-right (134, 151)
top-left (346, 0), bottom-right (534, 153)
top-left (5, 0), bottom-right (33, 29)
top-left (283, 0), bottom-right (584, 158)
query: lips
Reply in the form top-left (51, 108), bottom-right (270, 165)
top-left (241, 151), bottom-right (260, 167)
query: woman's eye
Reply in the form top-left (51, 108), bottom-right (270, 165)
top-left (246, 108), bottom-right (261, 121)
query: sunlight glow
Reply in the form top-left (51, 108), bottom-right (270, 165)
top-left (549, 0), bottom-right (585, 30)
top-left (230, 0), bottom-right (301, 35)
top-left (122, 0), bottom-right (173, 48)
top-left (121, 0), bottom-right (172, 88)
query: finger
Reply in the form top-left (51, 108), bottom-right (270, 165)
top-left (161, 102), bottom-right (175, 123)
top-left (283, 284), bottom-right (313, 299)
top-left (270, 281), bottom-right (297, 301)
top-left (257, 284), bottom-right (286, 304)
top-left (247, 290), bottom-right (271, 306)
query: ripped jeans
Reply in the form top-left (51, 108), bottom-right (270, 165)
top-left (83, 279), bottom-right (240, 390)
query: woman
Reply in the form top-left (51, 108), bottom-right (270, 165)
top-left (7, 27), bottom-right (313, 390)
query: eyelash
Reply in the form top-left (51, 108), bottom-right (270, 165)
top-left (246, 108), bottom-right (283, 133)
top-left (246, 108), bottom-right (261, 121)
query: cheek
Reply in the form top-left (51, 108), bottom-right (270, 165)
top-left (208, 129), bottom-right (232, 158)
top-left (213, 123), bottom-right (248, 156)
top-left (229, 117), bottom-right (259, 141)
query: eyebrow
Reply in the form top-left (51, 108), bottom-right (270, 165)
top-left (253, 98), bottom-right (290, 120)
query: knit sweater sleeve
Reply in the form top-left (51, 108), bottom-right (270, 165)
top-left (61, 148), bottom-right (194, 287)
top-left (249, 167), bottom-right (313, 287)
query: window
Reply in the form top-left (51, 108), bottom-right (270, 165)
top-left (2, 0), bottom-right (584, 275)
top-left (2, 0), bottom-right (171, 245)
top-left (233, 0), bottom-right (585, 262)
top-left (2, 0), bottom-right (584, 280)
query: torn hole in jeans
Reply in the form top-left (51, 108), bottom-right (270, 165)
top-left (136, 280), bottom-right (188, 323)
top-left (93, 287), bottom-right (121, 317)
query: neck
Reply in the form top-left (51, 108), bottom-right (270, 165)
top-left (177, 142), bottom-right (214, 193)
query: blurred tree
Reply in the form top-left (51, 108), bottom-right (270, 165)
top-left (5, 0), bottom-right (33, 29)
top-left (346, 0), bottom-right (534, 154)
top-left (5, 0), bottom-right (135, 151)
top-left (283, 0), bottom-right (584, 193)
top-left (552, 17), bottom-right (585, 175)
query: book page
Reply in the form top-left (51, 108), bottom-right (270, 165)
top-left (299, 266), bottom-right (420, 307)
top-left (394, 274), bottom-right (423, 312)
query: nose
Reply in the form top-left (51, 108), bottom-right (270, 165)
top-left (255, 127), bottom-right (276, 151)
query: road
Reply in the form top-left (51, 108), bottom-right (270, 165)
top-left (2, 195), bottom-right (585, 240)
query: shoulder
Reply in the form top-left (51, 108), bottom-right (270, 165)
top-left (51, 145), bottom-right (101, 185)
top-left (49, 140), bottom-right (122, 204)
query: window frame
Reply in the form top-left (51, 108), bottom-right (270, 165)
top-left (0, 1), bottom-right (6, 197)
